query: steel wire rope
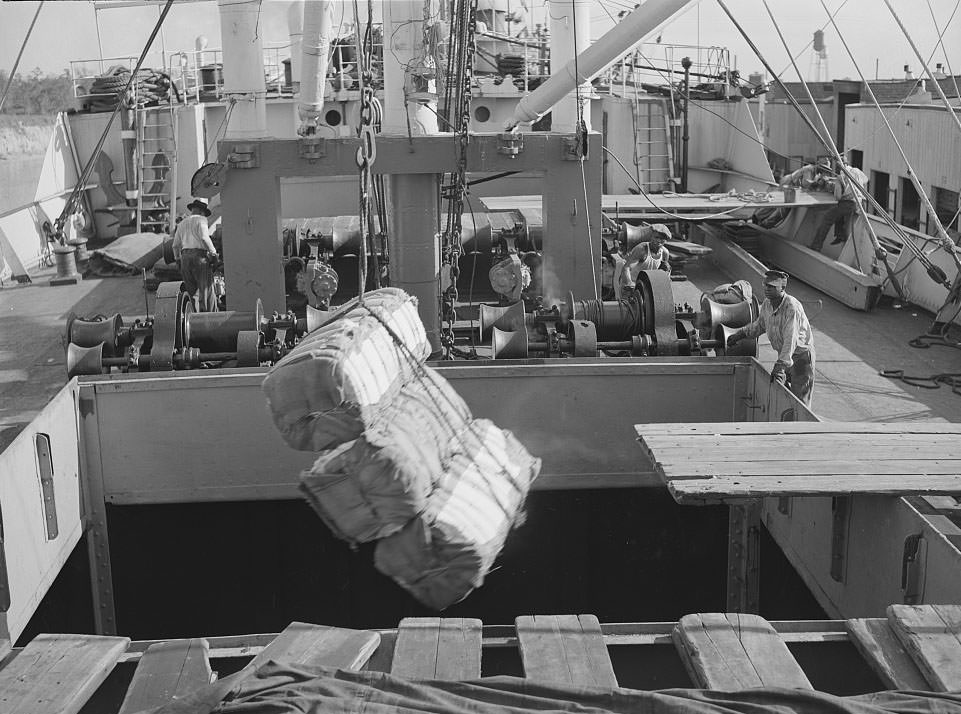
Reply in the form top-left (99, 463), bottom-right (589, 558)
top-left (570, 0), bottom-right (599, 301)
top-left (842, 0), bottom-right (960, 164)
top-left (925, 0), bottom-right (961, 103)
top-left (759, 0), bottom-right (899, 295)
top-left (363, 303), bottom-right (530, 515)
top-left (601, 145), bottom-right (765, 222)
top-left (816, 0), bottom-right (961, 284)
top-left (55, 0), bottom-right (176, 238)
top-left (884, 0), bottom-right (961, 137)
top-left (716, 0), bottom-right (928, 295)
top-left (0, 2), bottom-right (44, 114)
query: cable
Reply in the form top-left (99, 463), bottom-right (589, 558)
top-left (925, 0), bottom-right (961, 103)
top-left (0, 2), bottom-right (44, 114)
top-left (55, 0), bottom-right (176, 238)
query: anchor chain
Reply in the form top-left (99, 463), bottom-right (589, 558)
top-left (354, 0), bottom-right (379, 297)
top-left (440, 0), bottom-right (478, 358)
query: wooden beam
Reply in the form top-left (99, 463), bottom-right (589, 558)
top-left (249, 622), bottom-right (381, 671)
top-left (846, 619), bottom-right (929, 691)
top-left (391, 618), bottom-right (483, 680)
top-left (515, 614), bottom-right (617, 687)
top-left (118, 639), bottom-right (213, 714)
top-left (0, 634), bottom-right (129, 714)
top-left (636, 422), bottom-right (961, 436)
top-left (888, 605), bottom-right (961, 691)
top-left (673, 613), bottom-right (812, 690)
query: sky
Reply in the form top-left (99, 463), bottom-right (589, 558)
top-left (0, 0), bottom-right (959, 85)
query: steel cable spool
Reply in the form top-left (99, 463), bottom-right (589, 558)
top-left (636, 269), bottom-right (677, 355)
top-left (150, 281), bottom-right (190, 371)
top-left (186, 299), bottom-right (263, 353)
top-left (66, 342), bottom-right (105, 379)
top-left (491, 325), bottom-right (529, 359)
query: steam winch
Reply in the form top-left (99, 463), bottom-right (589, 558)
top-left (477, 270), bottom-right (759, 360)
top-left (64, 281), bottom-right (321, 378)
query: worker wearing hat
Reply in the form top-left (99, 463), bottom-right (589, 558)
top-left (172, 198), bottom-right (218, 312)
top-left (728, 270), bottom-right (816, 407)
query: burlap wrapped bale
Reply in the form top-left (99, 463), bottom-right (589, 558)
top-left (299, 366), bottom-right (473, 544)
top-left (373, 419), bottom-right (541, 610)
top-left (262, 288), bottom-right (430, 451)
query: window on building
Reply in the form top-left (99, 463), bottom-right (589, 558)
top-left (871, 170), bottom-right (890, 216)
top-left (848, 149), bottom-right (863, 169)
top-left (899, 177), bottom-right (921, 230)
top-left (933, 186), bottom-right (960, 238)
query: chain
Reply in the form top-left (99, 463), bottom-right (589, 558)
top-left (353, 0), bottom-right (378, 302)
top-left (440, 0), bottom-right (478, 358)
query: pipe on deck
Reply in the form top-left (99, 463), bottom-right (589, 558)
top-left (548, 0), bottom-right (592, 133)
top-left (298, 0), bottom-right (334, 133)
top-left (506, 0), bottom-right (693, 130)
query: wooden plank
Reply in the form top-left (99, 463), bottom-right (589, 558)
top-left (249, 622), bottom-right (381, 671)
top-left (888, 605), bottom-right (961, 691)
top-left (118, 639), bottom-right (213, 714)
top-left (390, 618), bottom-right (482, 680)
top-left (0, 633), bottom-right (130, 714)
top-left (657, 460), bottom-right (961, 476)
top-left (667, 475), bottom-right (961, 503)
top-left (846, 619), bottom-right (929, 690)
top-left (515, 614), bottom-right (617, 688)
top-left (636, 422), bottom-right (961, 436)
top-left (673, 613), bottom-right (812, 690)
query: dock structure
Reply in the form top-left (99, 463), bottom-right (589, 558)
top-left (2, 607), bottom-right (960, 712)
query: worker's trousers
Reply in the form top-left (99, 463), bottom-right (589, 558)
top-left (181, 249), bottom-right (217, 312)
top-left (810, 200), bottom-right (856, 251)
top-left (786, 347), bottom-right (816, 408)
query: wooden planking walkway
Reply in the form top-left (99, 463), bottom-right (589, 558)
top-left (515, 614), bottom-right (618, 688)
top-left (0, 634), bottom-right (130, 714)
top-left (117, 638), bottom-right (213, 714)
top-left (888, 605), bottom-right (961, 691)
top-left (249, 622), bottom-right (381, 671)
top-left (846, 619), bottom-right (929, 691)
top-left (635, 423), bottom-right (961, 504)
top-left (391, 618), bottom-right (482, 680)
top-left (673, 613), bottom-right (813, 690)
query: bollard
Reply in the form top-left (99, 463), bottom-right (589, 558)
top-left (51, 244), bottom-right (82, 286)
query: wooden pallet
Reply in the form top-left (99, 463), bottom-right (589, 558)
top-left (2, 607), bottom-right (957, 712)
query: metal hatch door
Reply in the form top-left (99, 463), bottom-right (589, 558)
top-left (0, 381), bottom-right (83, 653)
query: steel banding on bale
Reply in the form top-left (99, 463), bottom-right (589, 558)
top-left (262, 288), bottom-right (430, 451)
top-left (299, 366), bottom-right (473, 543)
top-left (373, 419), bottom-right (541, 610)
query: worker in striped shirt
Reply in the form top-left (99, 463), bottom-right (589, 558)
top-left (727, 270), bottom-right (816, 407)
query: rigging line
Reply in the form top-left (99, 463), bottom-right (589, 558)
top-left (925, 0), bottom-right (961, 102)
top-left (845, 0), bottom-right (960, 156)
top-left (601, 146), bottom-right (754, 222)
top-left (760, 0), bottom-right (904, 297)
top-left (570, 0), bottom-right (598, 301)
top-left (716, 0), bottom-right (926, 277)
top-left (0, 1), bottom-right (44, 114)
top-left (760, 4), bottom-right (884, 243)
top-left (770, 0), bottom-right (850, 83)
top-left (631, 47), bottom-right (798, 167)
top-left (883, 0), bottom-right (961, 137)
top-left (818, 0), bottom-right (960, 262)
top-left (56, 0), bottom-right (175, 237)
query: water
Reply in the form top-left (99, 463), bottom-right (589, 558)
top-left (0, 155), bottom-right (44, 214)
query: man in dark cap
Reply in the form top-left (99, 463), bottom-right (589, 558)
top-left (728, 270), bottom-right (816, 407)
top-left (172, 197), bottom-right (218, 312)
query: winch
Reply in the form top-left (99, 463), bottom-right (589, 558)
top-left (477, 269), bottom-right (759, 359)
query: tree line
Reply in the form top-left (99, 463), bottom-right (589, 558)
top-left (0, 68), bottom-right (73, 116)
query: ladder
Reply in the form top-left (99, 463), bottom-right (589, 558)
top-left (136, 105), bottom-right (178, 233)
top-left (632, 97), bottom-right (677, 193)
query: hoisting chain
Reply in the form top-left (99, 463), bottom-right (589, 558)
top-left (440, 0), bottom-right (478, 358)
top-left (354, 0), bottom-right (378, 299)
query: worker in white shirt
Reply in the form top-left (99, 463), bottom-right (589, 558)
top-left (727, 270), bottom-right (815, 407)
top-left (172, 198), bottom-right (218, 312)
top-left (810, 159), bottom-right (868, 251)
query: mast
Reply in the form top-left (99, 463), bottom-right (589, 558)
top-left (218, 0), bottom-right (268, 139)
